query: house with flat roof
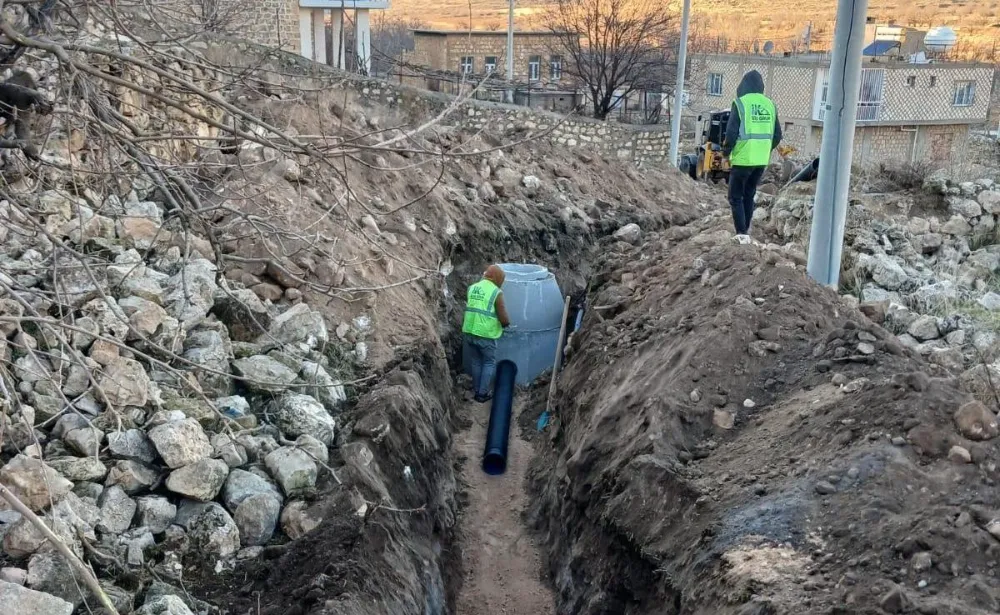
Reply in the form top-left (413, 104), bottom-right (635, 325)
top-left (400, 29), bottom-right (581, 112)
top-left (690, 51), bottom-right (994, 167)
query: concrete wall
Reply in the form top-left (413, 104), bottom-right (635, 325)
top-left (879, 64), bottom-right (993, 124)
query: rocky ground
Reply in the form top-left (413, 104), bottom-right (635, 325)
top-left (756, 171), bottom-right (1000, 408)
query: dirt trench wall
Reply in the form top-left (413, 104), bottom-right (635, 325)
top-left (529, 227), bottom-right (1000, 614)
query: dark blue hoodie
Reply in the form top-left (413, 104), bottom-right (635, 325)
top-left (722, 70), bottom-right (783, 164)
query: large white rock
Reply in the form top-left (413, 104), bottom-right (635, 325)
top-left (165, 259), bottom-right (218, 328)
top-left (0, 579), bottom-right (73, 615)
top-left (107, 429), bottom-right (158, 464)
top-left (978, 190), bottom-right (1000, 214)
top-left (98, 485), bottom-right (137, 535)
top-left (300, 361), bottom-right (347, 412)
top-left (231, 355), bottom-right (297, 392)
top-left (265, 303), bottom-right (328, 349)
top-left (941, 215), bottom-right (973, 236)
top-left (859, 254), bottom-right (909, 291)
top-left (147, 418), bottom-right (212, 469)
top-left (97, 356), bottom-right (151, 407)
top-left (165, 459), bottom-right (229, 502)
top-left (269, 393), bottom-right (336, 444)
top-left (137, 594), bottom-right (195, 615)
top-left (173, 501), bottom-right (240, 558)
top-left (947, 196), bottom-right (983, 219)
top-left (265, 447), bottom-right (318, 497)
top-left (135, 496), bottom-right (177, 534)
top-left (907, 315), bottom-right (941, 342)
top-left (0, 455), bottom-right (72, 512)
top-left (613, 223), bottom-right (641, 244)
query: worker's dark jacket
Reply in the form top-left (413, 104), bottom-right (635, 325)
top-left (723, 70), bottom-right (783, 164)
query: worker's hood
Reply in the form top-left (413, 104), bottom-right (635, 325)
top-left (736, 70), bottom-right (765, 97)
top-left (484, 265), bottom-right (506, 288)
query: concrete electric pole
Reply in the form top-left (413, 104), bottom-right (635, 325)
top-left (506, 0), bottom-right (515, 103)
top-left (805, 0), bottom-right (870, 287)
top-left (669, 0), bottom-right (692, 167)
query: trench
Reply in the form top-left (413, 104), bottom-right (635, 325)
top-left (452, 397), bottom-right (555, 614)
top-left (437, 250), bottom-right (586, 615)
top-left (437, 222), bottom-right (681, 615)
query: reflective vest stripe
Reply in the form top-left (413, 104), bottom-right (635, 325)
top-left (464, 288), bottom-right (499, 318)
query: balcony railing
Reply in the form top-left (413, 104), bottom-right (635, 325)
top-left (815, 68), bottom-right (886, 123)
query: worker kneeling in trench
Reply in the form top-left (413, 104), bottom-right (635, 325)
top-left (463, 264), bottom-right (512, 403)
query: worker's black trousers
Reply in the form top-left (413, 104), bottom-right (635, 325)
top-left (728, 165), bottom-right (766, 235)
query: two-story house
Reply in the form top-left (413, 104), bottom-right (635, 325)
top-left (690, 52), bottom-right (994, 167)
top-left (400, 29), bottom-right (580, 112)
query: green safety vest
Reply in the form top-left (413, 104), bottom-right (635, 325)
top-left (463, 279), bottom-right (503, 340)
top-left (730, 93), bottom-right (777, 167)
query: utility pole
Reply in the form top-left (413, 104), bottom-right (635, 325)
top-left (669, 0), bottom-right (692, 167)
top-left (806, 0), bottom-right (870, 287)
top-left (506, 0), bottom-right (515, 103)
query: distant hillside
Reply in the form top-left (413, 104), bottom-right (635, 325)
top-left (388, 0), bottom-right (999, 58)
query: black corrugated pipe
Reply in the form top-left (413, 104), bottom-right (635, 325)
top-left (482, 360), bottom-right (518, 475)
top-left (788, 157), bottom-right (820, 185)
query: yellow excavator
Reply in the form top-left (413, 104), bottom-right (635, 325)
top-left (679, 110), bottom-right (731, 184)
top-left (679, 110), bottom-right (797, 184)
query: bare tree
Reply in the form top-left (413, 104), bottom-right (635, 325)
top-left (370, 13), bottom-right (424, 78)
top-left (543, 0), bottom-right (678, 120)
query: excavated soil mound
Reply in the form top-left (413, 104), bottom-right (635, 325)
top-left (530, 227), bottom-right (1000, 614)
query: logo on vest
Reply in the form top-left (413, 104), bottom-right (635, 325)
top-left (750, 103), bottom-right (773, 124)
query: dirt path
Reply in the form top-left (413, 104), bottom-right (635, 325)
top-left (454, 398), bottom-right (556, 615)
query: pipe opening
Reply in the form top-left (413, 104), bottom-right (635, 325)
top-left (482, 451), bottom-right (507, 475)
top-left (499, 263), bottom-right (552, 282)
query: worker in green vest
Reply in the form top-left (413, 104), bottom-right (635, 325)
top-left (723, 70), bottom-right (783, 239)
top-left (463, 265), bottom-right (511, 403)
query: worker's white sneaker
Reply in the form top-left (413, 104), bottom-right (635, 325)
top-left (732, 234), bottom-right (752, 245)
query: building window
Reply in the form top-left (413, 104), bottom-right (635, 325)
top-left (708, 73), bottom-right (723, 96)
top-left (906, 75), bottom-right (916, 87)
top-left (528, 55), bottom-right (541, 81)
top-left (929, 76), bottom-right (938, 87)
top-left (857, 68), bottom-right (885, 122)
top-left (460, 56), bottom-right (474, 75)
top-left (817, 68), bottom-right (884, 122)
top-left (953, 81), bottom-right (976, 107)
top-left (484, 56), bottom-right (498, 74)
top-left (550, 55), bottom-right (563, 81)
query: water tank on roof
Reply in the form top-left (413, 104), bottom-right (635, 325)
top-left (924, 26), bottom-right (958, 53)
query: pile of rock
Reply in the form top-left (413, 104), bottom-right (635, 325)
top-left (0, 187), bottom-right (357, 613)
top-left (755, 176), bottom-right (1000, 376)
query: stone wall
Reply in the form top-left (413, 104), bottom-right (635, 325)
top-left (794, 124), bottom-right (971, 169)
top-left (349, 78), bottom-right (674, 165)
top-left (213, 0), bottom-right (300, 53)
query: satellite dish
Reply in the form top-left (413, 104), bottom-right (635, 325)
top-left (763, 40), bottom-right (775, 55)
